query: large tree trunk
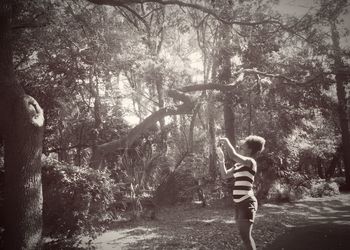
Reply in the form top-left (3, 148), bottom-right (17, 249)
top-left (330, 19), bottom-right (350, 189)
top-left (0, 1), bottom-right (44, 249)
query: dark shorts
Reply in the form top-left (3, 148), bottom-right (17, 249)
top-left (234, 196), bottom-right (258, 223)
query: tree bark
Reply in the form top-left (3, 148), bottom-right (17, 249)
top-left (330, 19), bottom-right (350, 188)
top-left (218, 24), bottom-right (235, 145)
top-left (326, 153), bottom-right (340, 180)
top-left (155, 77), bottom-right (167, 148)
top-left (207, 94), bottom-right (217, 179)
top-left (188, 104), bottom-right (201, 153)
top-left (208, 55), bottom-right (218, 180)
top-left (0, 1), bottom-right (44, 249)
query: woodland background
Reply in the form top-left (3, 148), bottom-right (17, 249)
top-left (0, 0), bottom-right (350, 248)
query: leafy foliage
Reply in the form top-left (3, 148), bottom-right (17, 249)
top-left (310, 179), bottom-right (340, 197)
top-left (42, 156), bottom-right (116, 238)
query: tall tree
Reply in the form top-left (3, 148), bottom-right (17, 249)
top-left (326, 0), bottom-right (350, 188)
top-left (0, 0), bottom-right (44, 249)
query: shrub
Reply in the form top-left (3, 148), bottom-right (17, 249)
top-left (42, 156), bottom-right (116, 238)
top-left (267, 182), bottom-right (293, 202)
top-left (309, 179), bottom-right (340, 197)
top-left (264, 169), bottom-right (312, 202)
top-left (154, 168), bottom-right (202, 206)
top-left (332, 177), bottom-right (346, 187)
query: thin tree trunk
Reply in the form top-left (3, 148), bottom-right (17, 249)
top-left (57, 124), bottom-right (69, 163)
top-left (223, 93), bottom-right (236, 146)
top-left (208, 56), bottom-right (217, 180)
top-left (188, 104), bottom-right (201, 153)
top-left (248, 91), bottom-right (252, 135)
top-left (207, 95), bottom-right (217, 179)
top-left (326, 153), bottom-right (339, 180)
top-left (0, 1), bottom-right (44, 249)
top-left (316, 158), bottom-right (325, 179)
top-left (155, 78), bottom-right (167, 148)
top-left (330, 19), bottom-right (350, 188)
top-left (218, 24), bottom-right (235, 145)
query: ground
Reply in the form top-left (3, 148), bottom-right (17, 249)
top-left (75, 193), bottom-right (350, 249)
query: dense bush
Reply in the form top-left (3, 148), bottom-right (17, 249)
top-left (266, 181), bottom-right (308, 202)
top-left (266, 177), bottom-right (340, 202)
top-left (332, 177), bottom-right (346, 188)
top-left (309, 179), bottom-right (340, 197)
top-left (42, 156), bottom-right (116, 238)
top-left (154, 168), bottom-right (202, 206)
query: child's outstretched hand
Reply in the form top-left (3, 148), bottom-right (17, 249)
top-left (218, 137), bottom-right (230, 148)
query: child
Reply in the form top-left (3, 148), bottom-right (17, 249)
top-left (217, 135), bottom-right (265, 250)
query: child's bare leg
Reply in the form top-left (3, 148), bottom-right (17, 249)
top-left (237, 220), bottom-right (256, 250)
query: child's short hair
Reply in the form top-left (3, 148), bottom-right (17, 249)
top-left (243, 135), bottom-right (265, 155)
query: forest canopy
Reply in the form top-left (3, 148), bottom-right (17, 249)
top-left (13, 0), bottom-right (349, 179)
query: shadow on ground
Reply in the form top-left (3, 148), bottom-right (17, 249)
top-left (73, 194), bottom-right (350, 250)
top-left (264, 224), bottom-right (350, 250)
top-left (263, 194), bottom-right (350, 250)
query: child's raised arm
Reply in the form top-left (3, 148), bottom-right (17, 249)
top-left (218, 137), bottom-right (254, 167)
top-left (216, 146), bottom-right (235, 179)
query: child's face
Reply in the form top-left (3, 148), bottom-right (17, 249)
top-left (238, 142), bottom-right (252, 156)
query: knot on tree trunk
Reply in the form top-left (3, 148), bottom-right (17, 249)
top-left (23, 96), bottom-right (44, 127)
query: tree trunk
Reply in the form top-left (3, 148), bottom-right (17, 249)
top-left (155, 78), bottom-right (167, 149)
top-left (188, 103), bottom-right (201, 153)
top-left (218, 24), bottom-right (235, 145)
top-left (316, 158), bottom-right (325, 179)
top-left (248, 91), bottom-right (252, 135)
top-left (223, 93), bottom-right (236, 145)
top-left (326, 153), bottom-right (339, 180)
top-left (207, 97), bottom-right (217, 180)
top-left (330, 19), bottom-right (350, 188)
top-left (0, 1), bottom-right (44, 249)
top-left (57, 125), bottom-right (69, 163)
top-left (207, 52), bottom-right (218, 181)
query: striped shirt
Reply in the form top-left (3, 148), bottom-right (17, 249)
top-left (232, 160), bottom-right (256, 203)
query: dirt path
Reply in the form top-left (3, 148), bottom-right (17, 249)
top-left (79, 193), bottom-right (350, 250)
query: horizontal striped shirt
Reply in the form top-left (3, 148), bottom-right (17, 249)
top-left (233, 160), bottom-right (256, 203)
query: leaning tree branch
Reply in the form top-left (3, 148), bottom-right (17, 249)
top-left (176, 69), bottom-right (333, 94)
top-left (89, 67), bottom-right (332, 169)
top-left (89, 89), bottom-right (195, 169)
top-left (119, 4), bottom-right (151, 32)
top-left (86, 0), bottom-right (324, 45)
top-left (235, 68), bottom-right (334, 87)
top-left (86, 0), bottom-right (282, 26)
top-left (45, 143), bottom-right (91, 154)
top-left (179, 83), bottom-right (238, 92)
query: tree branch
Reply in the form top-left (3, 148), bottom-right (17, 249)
top-left (45, 144), bottom-right (91, 154)
top-left (119, 4), bottom-right (151, 32)
top-left (176, 69), bottom-right (333, 94)
top-left (86, 0), bottom-right (282, 26)
top-left (179, 83), bottom-right (238, 92)
top-left (89, 89), bottom-right (195, 169)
